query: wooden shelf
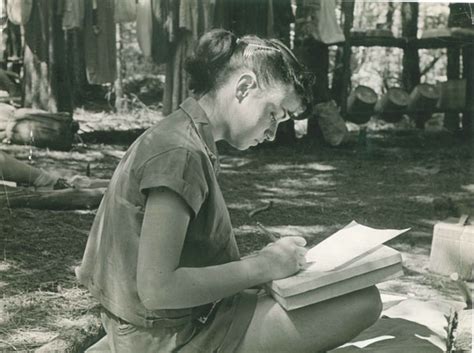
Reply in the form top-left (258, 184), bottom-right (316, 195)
top-left (349, 36), bottom-right (406, 48)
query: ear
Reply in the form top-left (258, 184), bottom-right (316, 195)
top-left (235, 73), bottom-right (257, 103)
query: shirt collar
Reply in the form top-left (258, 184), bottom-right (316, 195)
top-left (179, 97), bottom-right (220, 172)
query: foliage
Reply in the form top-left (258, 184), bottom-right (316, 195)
top-left (334, 2), bottom-right (451, 95)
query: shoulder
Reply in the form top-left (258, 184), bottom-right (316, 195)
top-left (128, 112), bottom-right (210, 177)
top-left (136, 112), bottom-right (204, 162)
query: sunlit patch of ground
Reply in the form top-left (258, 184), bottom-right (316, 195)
top-left (264, 162), bottom-right (336, 172)
top-left (461, 184), bottom-right (474, 193)
top-left (1, 128), bottom-right (473, 350)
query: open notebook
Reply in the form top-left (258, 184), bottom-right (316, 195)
top-left (266, 221), bottom-right (410, 311)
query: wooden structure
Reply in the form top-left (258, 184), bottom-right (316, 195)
top-left (407, 83), bottom-right (440, 128)
top-left (338, 1), bottom-right (474, 133)
top-left (374, 87), bottom-right (409, 123)
top-left (346, 85), bottom-right (377, 124)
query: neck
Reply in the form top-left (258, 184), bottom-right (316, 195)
top-left (198, 94), bottom-right (228, 142)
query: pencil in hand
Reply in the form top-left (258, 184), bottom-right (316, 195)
top-left (257, 222), bottom-right (279, 242)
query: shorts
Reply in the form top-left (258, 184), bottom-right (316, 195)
top-left (98, 291), bottom-right (258, 353)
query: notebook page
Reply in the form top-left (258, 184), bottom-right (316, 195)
top-left (305, 221), bottom-right (410, 272)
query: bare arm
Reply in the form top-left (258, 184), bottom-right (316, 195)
top-left (137, 187), bottom-right (306, 310)
top-left (0, 151), bottom-right (60, 188)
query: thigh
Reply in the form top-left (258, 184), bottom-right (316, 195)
top-left (236, 286), bottom-right (382, 353)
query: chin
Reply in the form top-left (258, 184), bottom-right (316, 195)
top-left (225, 137), bottom-right (249, 150)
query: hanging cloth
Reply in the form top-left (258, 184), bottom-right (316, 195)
top-left (295, 0), bottom-right (344, 44)
top-left (150, 0), bottom-right (173, 63)
top-left (6, 0), bottom-right (33, 25)
top-left (136, 0), bottom-right (153, 57)
top-left (1, 0), bottom-right (7, 28)
top-left (62, 0), bottom-right (84, 30)
top-left (1, 0), bottom-right (8, 64)
top-left (83, 0), bottom-right (117, 84)
top-left (136, 0), bottom-right (173, 63)
top-left (162, 0), bottom-right (213, 115)
top-left (295, 0), bottom-right (344, 45)
top-left (114, 0), bottom-right (136, 23)
top-left (23, 0), bottom-right (72, 113)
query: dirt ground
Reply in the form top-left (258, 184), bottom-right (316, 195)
top-left (1, 122), bottom-right (473, 351)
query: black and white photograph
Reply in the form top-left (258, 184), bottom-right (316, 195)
top-left (0, 0), bottom-right (473, 352)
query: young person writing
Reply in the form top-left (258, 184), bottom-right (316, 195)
top-left (78, 29), bottom-right (382, 353)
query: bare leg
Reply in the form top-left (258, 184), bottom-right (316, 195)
top-left (236, 286), bottom-right (382, 353)
top-left (0, 151), bottom-right (56, 187)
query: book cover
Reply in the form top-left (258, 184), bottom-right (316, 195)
top-left (270, 262), bottom-right (403, 311)
top-left (269, 245), bottom-right (402, 298)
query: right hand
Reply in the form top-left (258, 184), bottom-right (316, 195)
top-left (259, 236), bottom-right (307, 280)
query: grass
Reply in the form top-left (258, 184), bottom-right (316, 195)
top-left (1, 127), bottom-right (473, 350)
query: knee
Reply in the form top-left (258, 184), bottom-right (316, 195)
top-left (356, 286), bottom-right (382, 328)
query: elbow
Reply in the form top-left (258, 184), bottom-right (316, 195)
top-left (137, 274), bottom-right (172, 310)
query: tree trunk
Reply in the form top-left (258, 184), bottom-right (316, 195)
top-left (444, 3), bottom-right (464, 131)
top-left (339, 0), bottom-right (355, 116)
top-left (448, 3), bottom-right (474, 137)
top-left (401, 2), bottom-right (420, 93)
top-left (462, 45), bottom-right (474, 137)
top-left (386, 2), bottom-right (395, 32)
top-left (114, 23), bottom-right (126, 112)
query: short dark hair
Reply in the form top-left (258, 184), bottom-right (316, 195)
top-left (185, 29), bottom-right (313, 105)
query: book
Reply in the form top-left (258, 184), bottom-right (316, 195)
top-left (266, 221), bottom-right (410, 311)
top-left (271, 263), bottom-right (403, 311)
top-left (304, 221), bottom-right (409, 272)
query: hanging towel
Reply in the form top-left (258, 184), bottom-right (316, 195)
top-left (83, 0), bottom-right (117, 84)
top-left (62, 0), bottom-right (84, 30)
top-left (295, 0), bottom-right (344, 45)
top-left (114, 0), bottom-right (136, 23)
top-left (6, 0), bottom-right (33, 25)
top-left (136, 0), bottom-right (153, 57)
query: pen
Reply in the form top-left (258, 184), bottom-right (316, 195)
top-left (257, 222), bottom-right (279, 242)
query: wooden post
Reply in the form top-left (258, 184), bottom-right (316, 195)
top-left (114, 23), bottom-right (126, 113)
top-left (462, 45), bottom-right (474, 137)
top-left (339, 0), bottom-right (355, 116)
top-left (444, 3), bottom-right (463, 131)
top-left (401, 2), bottom-right (420, 93)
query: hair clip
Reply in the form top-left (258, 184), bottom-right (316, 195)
top-left (242, 42), bottom-right (281, 58)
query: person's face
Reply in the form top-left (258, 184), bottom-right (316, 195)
top-left (227, 81), bottom-right (303, 150)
